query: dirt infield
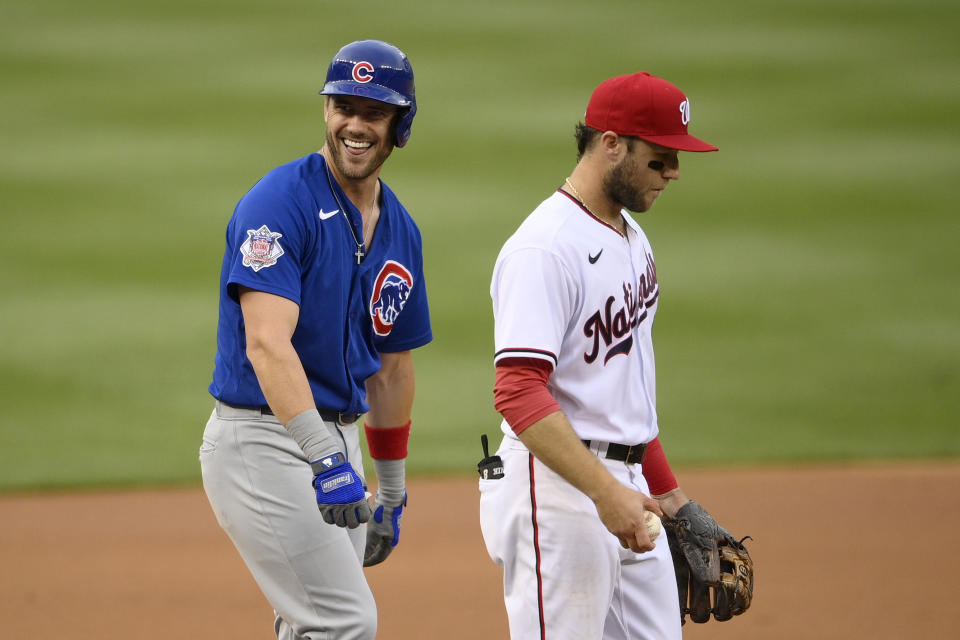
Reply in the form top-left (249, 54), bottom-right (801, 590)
top-left (2, 462), bottom-right (955, 639)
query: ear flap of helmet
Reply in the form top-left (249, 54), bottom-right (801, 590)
top-left (394, 103), bottom-right (416, 148)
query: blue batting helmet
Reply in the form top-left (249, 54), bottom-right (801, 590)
top-left (320, 40), bottom-right (417, 148)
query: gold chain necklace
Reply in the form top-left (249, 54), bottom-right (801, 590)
top-left (565, 178), bottom-right (608, 224)
top-left (563, 178), bottom-right (594, 215)
top-left (564, 177), bottom-right (625, 236)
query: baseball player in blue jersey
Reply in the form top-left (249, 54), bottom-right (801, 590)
top-left (200, 40), bottom-right (431, 640)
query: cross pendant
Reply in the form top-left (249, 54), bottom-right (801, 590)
top-left (355, 246), bottom-right (365, 264)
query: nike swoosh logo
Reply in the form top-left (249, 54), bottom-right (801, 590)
top-left (318, 209), bottom-right (340, 220)
top-left (588, 250), bottom-right (603, 264)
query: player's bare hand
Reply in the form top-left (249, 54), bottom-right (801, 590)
top-left (595, 483), bottom-right (663, 554)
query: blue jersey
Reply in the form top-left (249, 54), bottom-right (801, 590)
top-left (209, 152), bottom-right (432, 414)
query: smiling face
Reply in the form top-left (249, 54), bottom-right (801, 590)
top-left (603, 138), bottom-right (681, 213)
top-left (323, 94), bottom-right (399, 183)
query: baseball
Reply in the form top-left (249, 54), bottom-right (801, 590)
top-left (645, 511), bottom-right (662, 542)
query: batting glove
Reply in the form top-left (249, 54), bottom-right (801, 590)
top-left (311, 452), bottom-right (372, 529)
top-left (363, 491), bottom-right (407, 567)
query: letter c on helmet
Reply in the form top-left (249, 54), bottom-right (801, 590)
top-left (352, 61), bottom-right (374, 83)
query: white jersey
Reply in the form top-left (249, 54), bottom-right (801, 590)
top-left (491, 189), bottom-right (661, 445)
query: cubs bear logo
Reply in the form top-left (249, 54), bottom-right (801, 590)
top-left (352, 61), bottom-right (374, 83)
top-left (370, 260), bottom-right (413, 336)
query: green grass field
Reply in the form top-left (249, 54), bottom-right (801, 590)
top-left (2, 0), bottom-right (958, 490)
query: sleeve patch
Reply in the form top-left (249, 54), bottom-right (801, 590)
top-left (240, 225), bottom-right (285, 272)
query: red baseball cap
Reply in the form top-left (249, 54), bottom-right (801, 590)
top-left (584, 72), bottom-right (718, 152)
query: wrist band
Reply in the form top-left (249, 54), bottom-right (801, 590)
top-left (364, 421), bottom-right (411, 460)
top-left (641, 437), bottom-right (679, 496)
top-left (285, 409), bottom-right (340, 464)
top-left (371, 458), bottom-right (405, 506)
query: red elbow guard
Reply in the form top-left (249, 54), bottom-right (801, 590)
top-left (493, 358), bottom-right (561, 435)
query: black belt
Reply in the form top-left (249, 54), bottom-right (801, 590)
top-left (232, 403), bottom-right (361, 426)
top-left (583, 440), bottom-right (648, 464)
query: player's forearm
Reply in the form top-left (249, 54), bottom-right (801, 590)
top-left (238, 287), bottom-right (316, 423)
top-left (245, 337), bottom-right (315, 424)
top-left (364, 351), bottom-right (414, 507)
top-left (245, 337), bottom-right (343, 464)
top-left (365, 350), bottom-right (415, 427)
top-left (517, 411), bottom-right (621, 502)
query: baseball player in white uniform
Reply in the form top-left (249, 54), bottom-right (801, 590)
top-left (479, 72), bottom-right (720, 639)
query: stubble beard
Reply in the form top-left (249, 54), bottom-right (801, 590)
top-left (325, 129), bottom-right (393, 181)
top-left (603, 155), bottom-right (652, 214)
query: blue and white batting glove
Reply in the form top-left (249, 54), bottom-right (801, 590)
top-left (310, 452), bottom-right (372, 529)
top-left (363, 491), bottom-right (407, 567)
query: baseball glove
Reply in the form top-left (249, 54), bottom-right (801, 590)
top-left (664, 500), bottom-right (754, 624)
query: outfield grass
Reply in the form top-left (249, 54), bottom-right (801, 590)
top-left (1, 0), bottom-right (958, 490)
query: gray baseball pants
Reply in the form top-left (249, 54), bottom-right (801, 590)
top-left (200, 401), bottom-right (375, 640)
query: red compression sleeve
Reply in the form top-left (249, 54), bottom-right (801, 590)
top-left (364, 421), bottom-right (411, 460)
top-left (493, 358), bottom-right (562, 435)
top-left (642, 437), bottom-right (679, 496)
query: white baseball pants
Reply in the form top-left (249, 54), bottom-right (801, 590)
top-left (479, 435), bottom-right (681, 640)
